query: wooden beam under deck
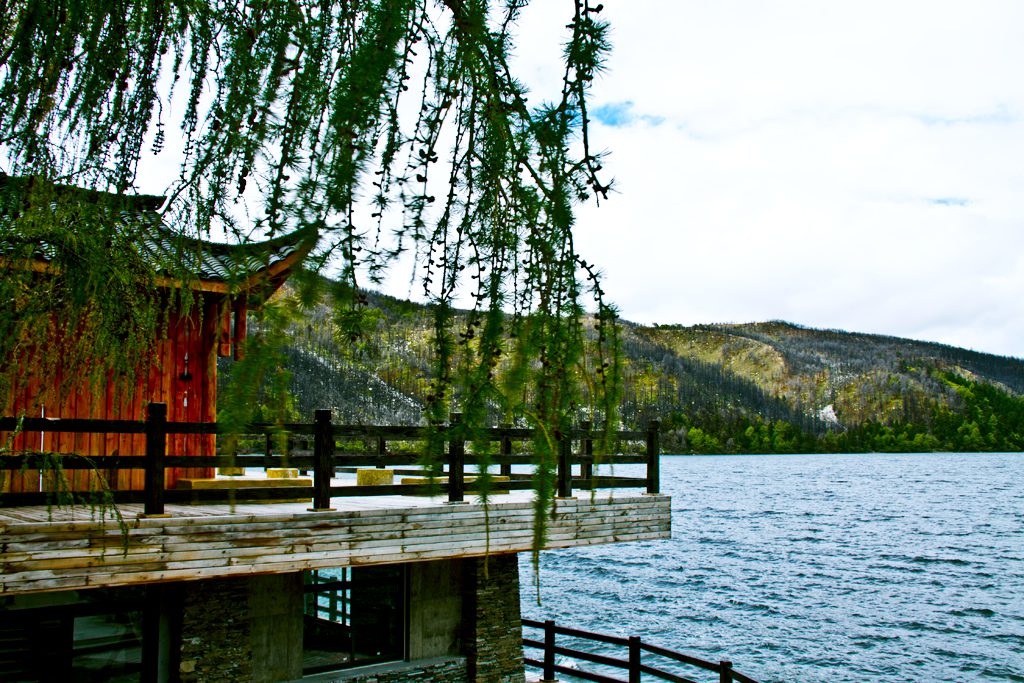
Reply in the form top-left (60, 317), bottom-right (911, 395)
top-left (0, 492), bottom-right (670, 595)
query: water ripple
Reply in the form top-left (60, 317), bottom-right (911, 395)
top-left (523, 453), bottom-right (1024, 683)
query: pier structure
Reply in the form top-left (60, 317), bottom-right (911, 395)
top-left (1, 178), bottom-right (671, 681)
top-left (1, 417), bottom-right (670, 682)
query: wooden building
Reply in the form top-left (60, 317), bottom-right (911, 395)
top-left (0, 181), bottom-right (673, 683)
top-left (1, 177), bottom-right (314, 492)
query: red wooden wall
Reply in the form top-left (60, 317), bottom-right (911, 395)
top-left (3, 296), bottom-right (229, 493)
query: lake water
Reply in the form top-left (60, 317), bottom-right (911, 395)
top-left (520, 453), bottom-right (1024, 683)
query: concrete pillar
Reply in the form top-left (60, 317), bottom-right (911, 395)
top-left (250, 574), bottom-right (304, 682)
top-left (407, 559), bottom-right (465, 660)
top-left (142, 583), bottom-right (181, 683)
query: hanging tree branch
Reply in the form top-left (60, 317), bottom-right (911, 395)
top-left (1, 0), bottom-right (623, 546)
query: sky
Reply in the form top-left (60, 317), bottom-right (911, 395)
top-left (16, 2), bottom-right (1018, 359)
top-left (501, 0), bottom-right (1024, 359)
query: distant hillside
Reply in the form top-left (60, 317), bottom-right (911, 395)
top-left (222, 288), bottom-right (1024, 455)
top-left (628, 321), bottom-right (1024, 452)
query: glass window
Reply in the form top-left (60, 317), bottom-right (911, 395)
top-left (303, 565), bottom-right (405, 674)
top-left (0, 587), bottom-right (143, 683)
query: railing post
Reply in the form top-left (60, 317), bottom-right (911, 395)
top-left (448, 413), bottom-right (465, 503)
top-left (646, 418), bottom-right (661, 494)
top-left (543, 620), bottom-right (556, 682)
top-left (500, 423), bottom-right (512, 478)
top-left (628, 635), bottom-right (641, 683)
top-left (263, 432), bottom-right (272, 472)
top-left (720, 660), bottom-right (734, 683)
top-left (556, 430), bottom-right (572, 498)
top-left (376, 436), bottom-right (386, 468)
top-left (144, 402), bottom-right (167, 516)
top-left (310, 409), bottom-right (335, 511)
top-left (579, 420), bottom-right (593, 490)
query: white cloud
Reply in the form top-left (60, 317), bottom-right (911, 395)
top-left (507, 0), bottom-right (1024, 358)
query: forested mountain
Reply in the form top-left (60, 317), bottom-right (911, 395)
top-left (222, 287), bottom-right (1024, 455)
top-left (631, 322), bottom-right (1024, 453)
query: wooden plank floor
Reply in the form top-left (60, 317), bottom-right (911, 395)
top-left (0, 484), bottom-right (672, 596)
top-left (0, 487), bottom-right (630, 524)
top-left (0, 467), bottom-right (660, 523)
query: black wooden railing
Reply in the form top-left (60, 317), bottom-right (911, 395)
top-left (522, 619), bottom-right (760, 683)
top-left (0, 403), bottom-right (661, 513)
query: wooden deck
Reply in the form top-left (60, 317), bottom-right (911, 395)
top-left (0, 487), bottom-right (671, 596)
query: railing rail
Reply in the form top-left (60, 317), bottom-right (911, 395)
top-left (522, 619), bottom-right (760, 683)
top-left (0, 404), bottom-right (661, 512)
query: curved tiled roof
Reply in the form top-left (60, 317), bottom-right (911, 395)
top-left (0, 174), bottom-right (316, 298)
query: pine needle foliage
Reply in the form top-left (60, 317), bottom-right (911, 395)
top-left (1, 0), bottom-right (623, 547)
top-left (0, 176), bottom-right (175, 406)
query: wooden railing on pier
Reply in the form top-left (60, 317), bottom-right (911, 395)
top-left (522, 619), bottom-right (760, 683)
top-left (0, 403), bottom-right (661, 514)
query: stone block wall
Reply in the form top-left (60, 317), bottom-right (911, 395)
top-left (178, 577), bottom-right (252, 683)
top-left (178, 573), bottom-right (304, 683)
top-left (464, 554), bottom-right (526, 683)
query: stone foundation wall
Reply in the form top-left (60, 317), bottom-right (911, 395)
top-left (465, 554), bottom-right (526, 683)
top-left (178, 577), bottom-right (252, 683)
top-left (178, 574), bottom-right (304, 683)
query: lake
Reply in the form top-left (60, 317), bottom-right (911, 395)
top-left (520, 453), bottom-right (1024, 683)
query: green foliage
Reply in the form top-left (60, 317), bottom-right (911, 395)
top-left (684, 427), bottom-right (720, 453)
top-left (622, 321), bottom-right (1024, 455)
top-left (668, 371), bottom-right (1024, 455)
top-left (0, 178), bottom-right (179, 407)
top-left (218, 298), bottom-right (302, 459)
top-left (2, 1), bottom-right (624, 553)
top-left (246, 293), bottom-right (1024, 457)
